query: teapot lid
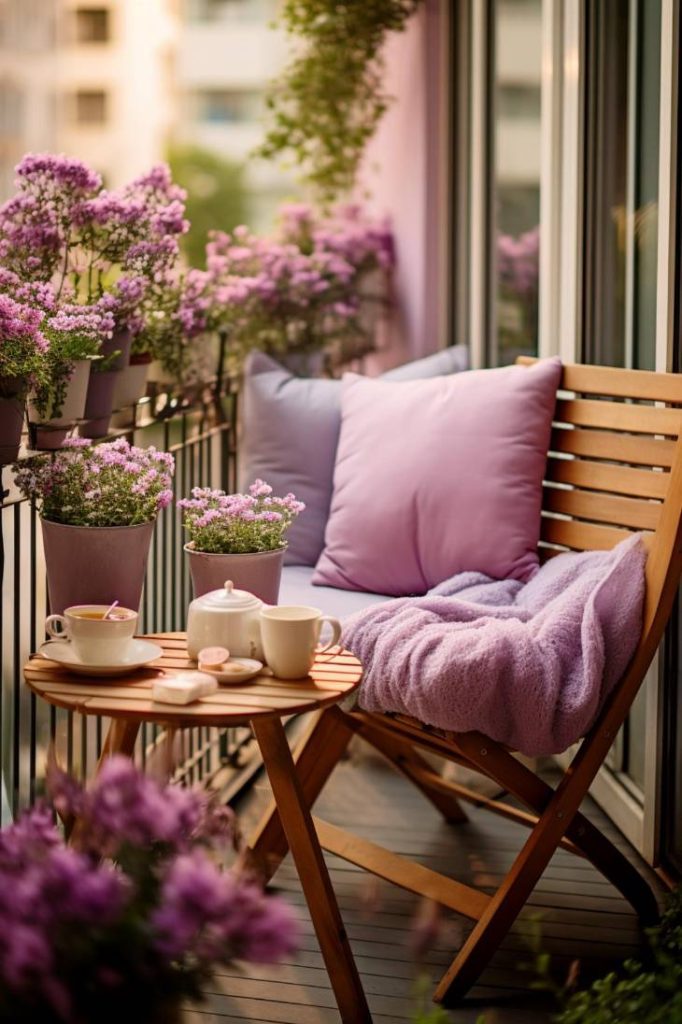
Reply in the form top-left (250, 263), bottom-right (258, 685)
top-left (194, 580), bottom-right (262, 611)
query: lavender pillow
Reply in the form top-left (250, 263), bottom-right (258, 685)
top-left (240, 347), bottom-right (469, 567)
top-left (312, 358), bottom-right (562, 595)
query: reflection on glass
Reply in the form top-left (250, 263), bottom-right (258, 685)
top-left (492, 0), bottom-right (542, 365)
top-left (583, 0), bottom-right (661, 796)
top-left (584, 0), bottom-right (660, 374)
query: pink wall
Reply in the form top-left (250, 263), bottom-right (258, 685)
top-left (359, 0), bottom-right (447, 370)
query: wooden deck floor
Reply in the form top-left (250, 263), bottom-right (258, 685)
top-left (185, 740), bottom-right (665, 1024)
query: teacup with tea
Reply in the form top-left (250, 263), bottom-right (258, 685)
top-left (45, 604), bottom-right (138, 665)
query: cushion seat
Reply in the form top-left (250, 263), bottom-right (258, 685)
top-left (279, 565), bottom-right (393, 619)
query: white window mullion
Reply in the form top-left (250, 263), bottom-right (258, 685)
top-left (469, 0), bottom-right (492, 370)
top-left (538, 0), bottom-right (564, 358)
top-left (557, 0), bottom-right (585, 364)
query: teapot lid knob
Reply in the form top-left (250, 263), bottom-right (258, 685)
top-left (224, 580), bottom-right (234, 593)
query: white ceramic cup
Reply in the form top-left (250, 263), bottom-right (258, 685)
top-left (260, 605), bottom-right (342, 680)
top-left (45, 605), bottom-right (138, 665)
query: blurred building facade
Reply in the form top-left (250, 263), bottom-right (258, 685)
top-left (0, 0), bottom-right (292, 225)
top-left (176, 0), bottom-right (292, 228)
top-left (0, 0), bottom-right (178, 196)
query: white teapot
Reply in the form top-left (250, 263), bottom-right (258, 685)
top-left (186, 580), bottom-right (265, 661)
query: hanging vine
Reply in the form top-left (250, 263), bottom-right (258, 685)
top-left (256, 0), bottom-right (422, 205)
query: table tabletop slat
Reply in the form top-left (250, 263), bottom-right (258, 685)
top-left (24, 633), bottom-right (362, 725)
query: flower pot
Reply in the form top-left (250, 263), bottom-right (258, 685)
top-left (0, 396), bottom-right (24, 463)
top-left (103, 328), bottom-right (133, 372)
top-left (185, 544), bottom-right (284, 604)
top-left (112, 356), bottom-right (150, 411)
top-left (42, 518), bottom-right (156, 615)
top-left (28, 359), bottom-right (92, 450)
top-left (80, 368), bottom-right (118, 439)
top-left (148, 359), bottom-right (176, 388)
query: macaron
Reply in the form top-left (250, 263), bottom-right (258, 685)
top-left (198, 645), bottom-right (230, 670)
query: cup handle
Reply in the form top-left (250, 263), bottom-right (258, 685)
top-left (317, 616), bottom-right (342, 654)
top-left (45, 614), bottom-right (69, 641)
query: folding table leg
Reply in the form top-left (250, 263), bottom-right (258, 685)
top-left (252, 715), bottom-right (372, 1024)
top-left (97, 718), bottom-right (140, 768)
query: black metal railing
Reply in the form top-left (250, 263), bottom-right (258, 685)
top-left (1, 382), bottom-right (245, 823)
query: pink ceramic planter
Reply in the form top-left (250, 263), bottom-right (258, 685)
top-left (41, 518), bottom-right (155, 615)
top-left (185, 544), bottom-right (284, 604)
top-left (0, 396), bottom-right (24, 463)
top-left (80, 368), bottom-right (118, 439)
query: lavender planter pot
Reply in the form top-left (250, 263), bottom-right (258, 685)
top-left (103, 328), bottom-right (133, 372)
top-left (28, 359), bottom-right (92, 450)
top-left (185, 544), bottom-right (284, 604)
top-left (42, 519), bottom-right (155, 615)
top-left (0, 396), bottom-right (24, 463)
top-left (80, 369), bottom-right (118, 439)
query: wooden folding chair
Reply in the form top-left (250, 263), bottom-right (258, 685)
top-left (250, 359), bottom-right (682, 1005)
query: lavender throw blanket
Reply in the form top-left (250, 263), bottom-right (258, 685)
top-left (342, 534), bottom-right (646, 756)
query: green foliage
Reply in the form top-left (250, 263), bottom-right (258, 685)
top-left (31, 327), bottom-right (100, 421)
top-left (168, 145), bottom-right (250, 267)
top-left (256, 0), bottom-right (421, 204)
top-left (555, 888), bottom-right (682, 1024)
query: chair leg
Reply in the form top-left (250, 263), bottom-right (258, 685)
top-left (249, 706), bottom-right (354, 882)
top-left (434, 789), bottom-right (578, 1005)
top-left (354, 718), bottom-right (469, 823)
top-left (451, 733), bottom-right (660, 926)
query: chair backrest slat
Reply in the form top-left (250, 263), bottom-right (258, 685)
top-left (540, 517), bottom-right (636, 552)
top-left (546, 459), bottom-right (669, 500)
top-left (558, 361), bottom-right (682, 403)
top-left (543, 488), bottom-right (660, 531)
top-left (555, 397), bottom-right (682, 435)
top-left (550, 426), bottom-right (676, 467)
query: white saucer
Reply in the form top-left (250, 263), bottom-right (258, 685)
top-left (37, 639), bottom-right (163, 677)
top-left (199, 658), bottom-right (264, 685)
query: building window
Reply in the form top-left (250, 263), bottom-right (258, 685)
top-left (195, 88), bottom-right (262, 124)
top-left (72, 7), bottom-right (110, 43)
top-left (72, 89), bottom-right (107, 125)
top-left (186, 0), bottom-right (272, 22)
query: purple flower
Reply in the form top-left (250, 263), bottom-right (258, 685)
top-left (151, 850), bottom-right (299, 963)
top-left (16, 152), bottom-right (102, 194)
top-left (15, 439), bottom-right (175, 528)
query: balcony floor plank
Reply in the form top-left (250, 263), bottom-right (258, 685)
top-left (185, 742), bottom-right (665, 1023)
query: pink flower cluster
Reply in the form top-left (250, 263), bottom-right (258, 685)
top-left (205, 204), bottom-right (394, 363)
top-left (0, 153), bottom-right (187, 345)
top-left (498, 225), bottom-right (540, 299)
top-left (0, 756), bottom-right (298, 1020)
top-left (0, 293), bottom-right (50, 394)
top-left (14, 436), bottom-right (175, 528)
top-left (179, 479), bottom-right (305, 554)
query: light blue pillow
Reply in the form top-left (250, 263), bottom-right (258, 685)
top-left (240, 347), bottom-right (469, 567)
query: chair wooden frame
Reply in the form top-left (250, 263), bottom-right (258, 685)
top-left (250, 359), bottom-right (682, 1006)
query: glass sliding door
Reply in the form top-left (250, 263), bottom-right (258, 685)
top-left (583, 0), bottom-right (661, 373)
top-left (581, 0), bottom-right (662, 828)
top-left (491, 0), bottom-right (543, 365)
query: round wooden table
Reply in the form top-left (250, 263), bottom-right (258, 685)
top-left (25, 632), bottom-right (371, 1024)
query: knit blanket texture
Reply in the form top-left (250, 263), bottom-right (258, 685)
top-left (342, 534), bottom-right (646, 756)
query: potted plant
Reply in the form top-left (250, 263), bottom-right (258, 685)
top-left (0, 155), bottom-right (189, 427)
top-left (136, 266), bottom-right (215, 393)
top-left (255, 0), bottom-right (421, 204)
top-left (0, 756), bottom-right (298, 1023)
top-left (28, 301), bottom-right (113, 448)
top-left (179, 480), bottom-right (304, 603)
top-left (204, 203), bottom-right (394, 376)
top-left (14, 436), bottom-right (175, 614)
top-left (0, 292), bottom-right (49, 463)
